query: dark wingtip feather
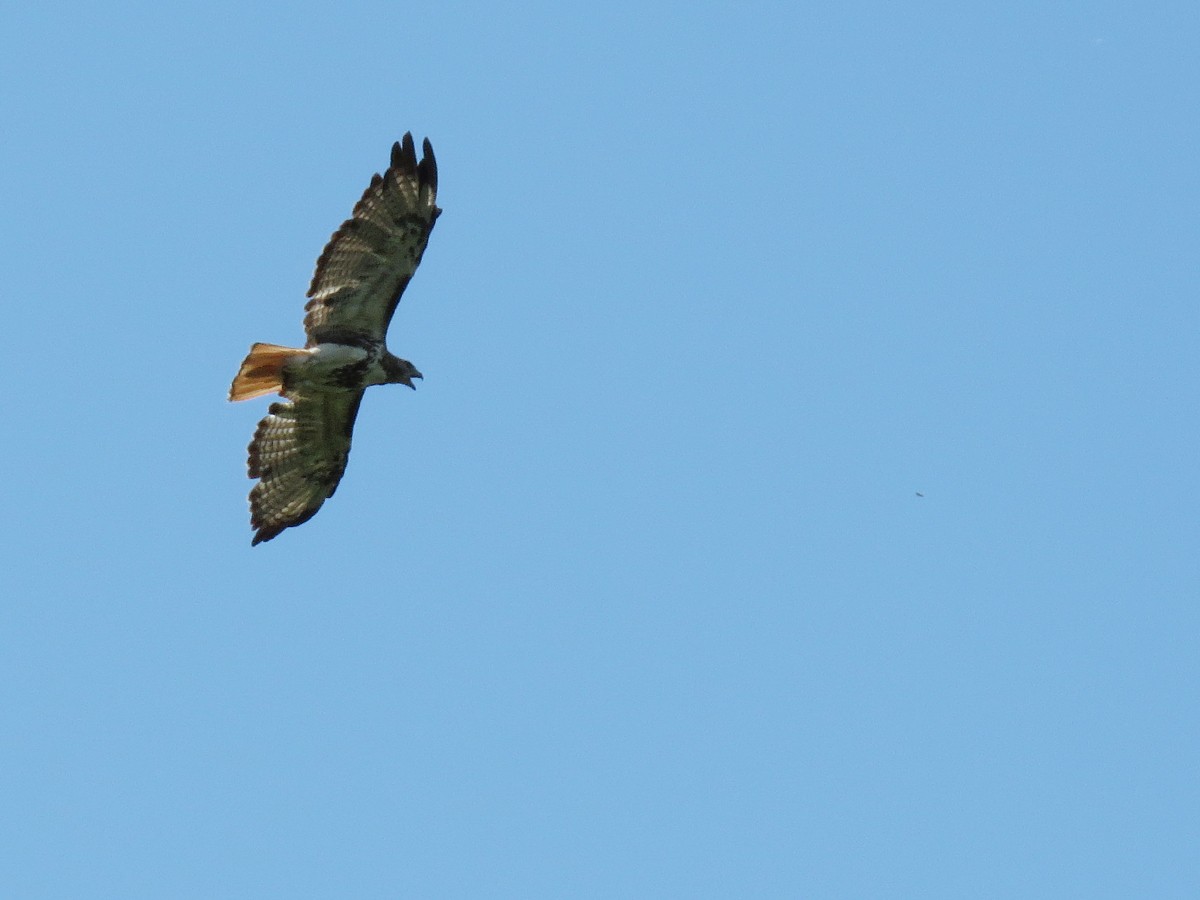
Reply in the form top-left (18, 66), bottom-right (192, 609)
top-left (419, 138), bottom-right (438, 194)
top-left (391, 133), bottom-right (417, 174)
top-left (251, 519), bottom-right (283, 545)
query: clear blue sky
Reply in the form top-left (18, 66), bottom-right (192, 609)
top-left (2, 2), bottom-right (1197, 896)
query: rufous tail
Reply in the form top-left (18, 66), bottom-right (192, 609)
top-left (229, 342), bottom-right (305, 401)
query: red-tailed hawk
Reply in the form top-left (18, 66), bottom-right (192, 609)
top-left (228, 134), bottom-right (441, 545)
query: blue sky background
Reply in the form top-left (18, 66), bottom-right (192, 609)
top-left (2, 2), bottom-right (1197, 896)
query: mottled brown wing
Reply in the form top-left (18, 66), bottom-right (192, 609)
top-left (246, 388), bottom-right (366, 545)
top-left (303, 134), bottom-right (440, 347)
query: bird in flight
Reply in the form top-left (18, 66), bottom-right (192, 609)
top-left (228, 134), bottom-right (441, 545)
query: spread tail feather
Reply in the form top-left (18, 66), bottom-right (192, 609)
top-left (229, 342), bottom-right (306, 401)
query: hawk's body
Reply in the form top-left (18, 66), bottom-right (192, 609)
top-left (229, 134), bottom-right (440, 545)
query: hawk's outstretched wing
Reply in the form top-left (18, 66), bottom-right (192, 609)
top-left (246, 389), bottom-right (365, 545)
top-left (303, 133), bottom-right (440, 347)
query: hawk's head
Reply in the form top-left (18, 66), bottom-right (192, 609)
top-left (383, 354), bottom-right (423, 389)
